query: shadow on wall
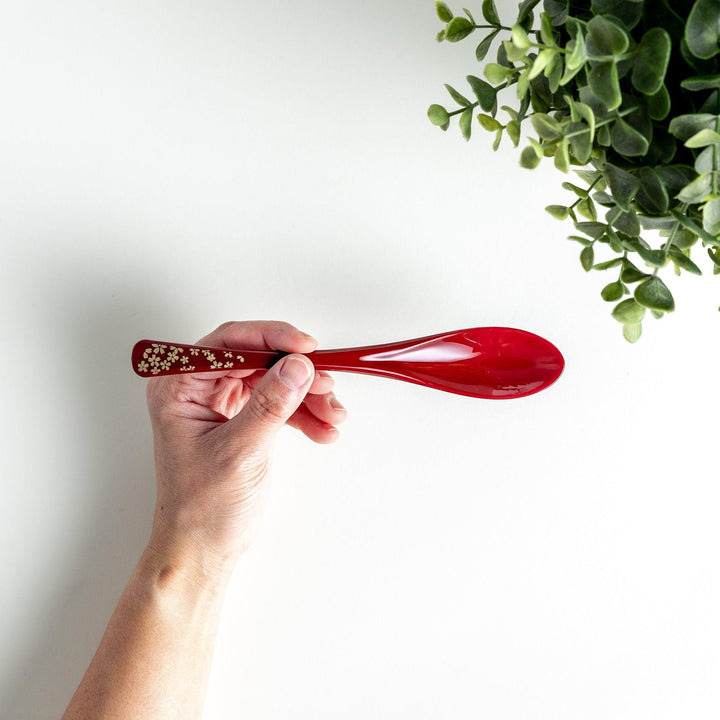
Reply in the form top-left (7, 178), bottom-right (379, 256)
top-left (0, 258), bottom-right (177, 719)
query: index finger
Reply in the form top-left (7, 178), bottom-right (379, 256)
top-left (197, 320), bottom-right (319, 354)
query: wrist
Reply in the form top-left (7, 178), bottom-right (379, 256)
top-left (143, 524), bottom-right (237, 597)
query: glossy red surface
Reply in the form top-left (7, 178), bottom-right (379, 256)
top-left (132, 327), bottom-right (564, 399)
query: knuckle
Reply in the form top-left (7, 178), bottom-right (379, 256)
top-left (248, 385), bottom-right (290, 424)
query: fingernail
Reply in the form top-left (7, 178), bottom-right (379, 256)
top-left (329, 394), bottom-right (345, 411)
top-left (278, 356), bottom-right (313, 390)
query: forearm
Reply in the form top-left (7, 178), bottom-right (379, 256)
top-left (62, 538), bottom-right (232, 720)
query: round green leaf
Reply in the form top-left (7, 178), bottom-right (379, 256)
top-left (588, 61), bottom-right (621, 110)
top-left (446, 16), bottom-right (474, 42)
top-left (580, 245), bottom-right (595, 271)
top-left (634, 276), bottom-right (675, 311)
top-left (623, 323), bottom-right (643, 343)
top-left (520, 145), bottom-right (542, 169)
top-left (587, 15), bottom-right (630, 56)
top-left (601, 281), bottom-right (625, 302)
top-left (686, 0), bottom-right (720, 59)
top-left (428, 104), bottom-right (450, 126)
top-left (484, 63), bottom-right (512, 85)
top-left (611, 117), bottom-right (650, 157)
top-left (632, 28), bottom-right (671, 95)
top-left (531, 113), bottom-right (563, 140)
top-left (612, 297), bottom-right (646, 324)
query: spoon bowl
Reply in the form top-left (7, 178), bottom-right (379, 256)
top-left (132, 327), bottom-right (564, 399)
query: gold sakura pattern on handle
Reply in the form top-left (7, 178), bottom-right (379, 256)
top-left (137, 344), bottom-right (245, 375)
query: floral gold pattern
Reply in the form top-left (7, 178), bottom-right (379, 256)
top-left (136, 342), bottom-right (245, 375)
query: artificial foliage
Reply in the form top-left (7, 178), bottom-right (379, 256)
top-left (428, 0), bottom-right (720, 341)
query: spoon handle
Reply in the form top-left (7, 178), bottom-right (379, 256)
top-left (132, 340), bottom-right (283, 377)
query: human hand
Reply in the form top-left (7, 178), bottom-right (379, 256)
top-left (144, 321), bottom-right (347, 573)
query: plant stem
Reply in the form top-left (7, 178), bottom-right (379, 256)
top-left (474, 24), bottom-right (513, 31)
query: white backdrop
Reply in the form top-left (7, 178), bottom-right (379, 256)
top-left (2, 1), bottom-right (719, 718)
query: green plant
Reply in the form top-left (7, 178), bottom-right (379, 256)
top-left (428, 0), bottom-right (720, 341)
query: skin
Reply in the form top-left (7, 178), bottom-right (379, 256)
top-left (62, 320), bottom-right (347, 719)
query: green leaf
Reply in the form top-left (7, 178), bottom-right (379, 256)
top-left (568, 122), bottom-right (593, 164)
top-left (506, 119), bottom-right (521, 146)
top-left (520, 144), bottom-right (542, 168)
top-left (531, 113), bottom-right (563, 140)
top-left (511, 23), bottom-right (532, 50)
top-left (681, 74), bottom-right (720, 91)
top-left (670, 208), bottom-right (720, 247)
top-left (607, 206), bottom-right (641, 236)
top-left (528, 48), bottom-right (557, 80)
top-left (591, 0), bottom-right (644, 31)
top-left (575, 221), bottom-right (607, 239)
top-left (612, 297), bottom-right (646, 323)
top-left (562, 182), bottom-right (588, 198)
top-left (580, 245), bottom-right (595, 271)
top-left (436, 1), bottom-right (454, 22)
top-left (647, 85), bottom-right (671, 121)
top-left (611, 117), bottom-right (650, 156)
top-left (578, 197), bottom-right (598, 221)
top-left (668, 113), bottom-right (718, 141)
top-left (477, 113), bottom-right (502, 131)
top-left (484, 63), bottom-right (512, 85)
top-left (676, 172), bottom-right (713, 203)
top-left (623, 323), bottom-right (643, 343)
top-left (459, 107), bottom-right (473, 140)
top-left (476, 30), bottom-right (500, 61)
top-left (481, 0), bottom-right (501, 26)
top-left (446, 16), bottom-right (474, 42)
top-left (634, 276), bottom-right (675, 311)
top-left (632, 28), bottom-right (672, 95)
top-left (567, 234), bottom-right (594, 247)
top-left (517, 0), bottom-right (542, 25)
top-left (708, 247), bottom-right (720, 267)
top-left (703, 196), bottom-right (720, 235)
top-left (686, 0), bottom-right (720, 59)
top-left (595, 258), bottom-right (623, 271)
top-left (546, 204), bottom-right (569, 219)
top-left (587, 15), bottom-right (630, 56)
top-left (555, 138), bottom-right (570, 172)
top-left (604, 163), bottom-right (640, 210)
top-left (445, 83), bottom-right (471, 107)
top-left (635, 244), bottom-right (667, 268)
top-left (545, 0), bottom-right (569, 25)
top-left (669, 249), bottom-right (702, 275)
top-left (492, 127), bottom-right (503, 151)
top-left (588, 61), bottom-right (621, 110)
top-left (635, 167), bottom-right (669, 215)
top-left (466, 75), bottom-right (497, 111)
top-left (503, 38), bottom-right (528, 63)
top-left (428, 104), bottom-right (450, 126)
top-left (621, 260), bottom-right (650, 284)
top-left (685, 128), bottom-right (720, 147)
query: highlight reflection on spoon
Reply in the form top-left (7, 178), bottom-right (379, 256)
top-left (132, 327), bottom-right (564, 400)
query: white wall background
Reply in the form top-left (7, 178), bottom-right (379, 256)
top-left (2, 1), bottom-right (719, 718)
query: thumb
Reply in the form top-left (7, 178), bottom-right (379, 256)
top-left (224, 354), bottom-right (314, 453)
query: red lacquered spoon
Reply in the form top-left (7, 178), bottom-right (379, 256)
top-left (132, 327), bottom-right (564, 399)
